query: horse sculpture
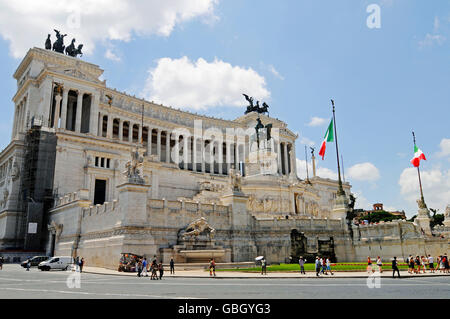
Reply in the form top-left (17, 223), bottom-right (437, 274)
top-left (52, 29), bottom-right (67, 54)
top-left (65, 38), bottom-right (84, 57)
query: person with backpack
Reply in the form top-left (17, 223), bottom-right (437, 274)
top-left (392, 256), bottom-right (400, 278)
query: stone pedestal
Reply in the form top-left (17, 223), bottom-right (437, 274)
top-left (221, 192), bottom-right (256, 262)
top-left (444, 205), bottom-right (450, 227)
top-left (246, 149), bottom-right (278, 176)
top-left (117, 183), bottom-right (150, 226)
top-left (415, 207), bottom-right (432, 236)
top-left (331, 193), bottom-right (349, 220)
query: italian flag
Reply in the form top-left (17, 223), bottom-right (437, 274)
top-left (318, 119), bottom-right (334, 160)
top-left (410, 145), bottom-right (426, 167)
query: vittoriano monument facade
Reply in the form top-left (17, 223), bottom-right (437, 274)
top-left (0, 47), bottom-right (448, 268)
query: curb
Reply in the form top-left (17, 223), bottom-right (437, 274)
top-left (82, 270), bottom-right (450, 280)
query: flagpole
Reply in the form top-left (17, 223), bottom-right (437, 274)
top-left (331, 99), bottom-right (345, 196)
top-left (412, 131), bottom-right (425, 204)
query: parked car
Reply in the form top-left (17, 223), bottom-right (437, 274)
top-left (21, 256), bottom-right (49, 268)
top-left (38, 256), bottom-right (73, 271)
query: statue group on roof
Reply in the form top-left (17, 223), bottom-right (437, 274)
top-left (45, 29), bottom-right (83, 58)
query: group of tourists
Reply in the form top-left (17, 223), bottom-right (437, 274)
top-left (136, 255), bottom-right (164, 280)
top-left (314, 256), bottom-right (334, 276)
top-left (367, 254), bottom-right (449, 278)
top-left (405, 254), bottom-right (449, 274)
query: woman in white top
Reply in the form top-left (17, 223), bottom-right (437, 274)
top-left (376, 256), bottom-right (383, 273)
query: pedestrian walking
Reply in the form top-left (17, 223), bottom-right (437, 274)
top-left (170, 257), bottom-right (175, 275)
top-left (326, 257), bottom-right (333, 275)
top-left (142, 258), bottom-right (148, 277)
top-left (315, 256), bottom-right (321, 277)
top-left (392, 257), bottom-right (400, 278)
top-left (298, 256), bottom-right (306, 274)
top-left (322, 257), bottom-right (327, 275)
top-left (151, 260), bottom-right (158, 280)
top-left (79, 257), bottom-right (84, 273)
top-left (428, 255), bottom-right (434, 273)
top-left (0, 255), bottom-right (3, 270)
top-left (75, 256), bottom-right (80, 272)
top-left (409, 256), bottom-right (415, 274)
top-left (444, 254), bottom-right (449, 274)
top-left (376, 256), bottom-right (383, 273)
top-left (137, 259), bottom-right (142, 277)
top-left (261, 258), bottom-right (267, 275)
top-left (158, 262), bottom-right (164, 280)
top-left (26, 259), bottom-right (31, 271)
top-left (415, 256), bottom-right (421, 274)
top-left (209, 258), bottom-right (216, 277)
top-left (367, 256), bottom-right (373, 273)
top-left (420, 256), bottom-right (427, 273)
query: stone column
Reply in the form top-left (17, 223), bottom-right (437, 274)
top-left (218, 142), bottom-right (223, 174)
top-left (283, 142), bottom-right (288, 176)
top-left (209, 141), bottom-right (214, 174)
top-left (147, 128), bottom-right (152, 155)
top-left (157, 129), bottom-right (162, 161)
top-left (53, 94), bottom-right (62, 129)
top-left (192, 138), bottom-right (197, 172)
top-left (235, 143), bottom-right (240, 173)
top-left (97, 113), bottom-right (102, 136)
top-left (59, 89), bottom-right (69, 130)
top-left (226, 141), bottom-right (231, 174)
top-left (165, 131), bottom-right (170, 163)
top-left (107, 115), bottom-right (113, 139)
top-left (174, 133), bottom-right (180, 165)
top-left (277, 141), bottom-right (282, 175)
top-left (90, 93), bottom-right (100, 136)
top-left (128, 123), bottom-right (133, 142)
top-left (119, 120), bottom-right (123, 141)
top-left (201, 139), bottom-right (206, 173)
top-left (183, 135), bottom-right (189, 170)
top-left (75, 91), bottom-right (83, 132)
top-left (290, 142), bottom-right (297, 176)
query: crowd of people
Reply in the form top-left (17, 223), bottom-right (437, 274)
top-left (313, 256), bottom-right (334, 276)
top-left (367, 254), bottom-right (449, 278)
top-left (136, 255), bottom-right (165, 279)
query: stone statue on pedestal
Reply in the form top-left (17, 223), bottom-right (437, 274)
top-left (123, 147), bottom-right (145, 184)
top-left (229, 168), bottom-right (243, 194)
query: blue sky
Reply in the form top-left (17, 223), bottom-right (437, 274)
top-left (0, 0), bottom-right (448, 216)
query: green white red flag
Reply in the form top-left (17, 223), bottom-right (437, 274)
top-left (318, 119), bottom-right (334, 160)
top-left (410, 144), bottom-right (426, 167)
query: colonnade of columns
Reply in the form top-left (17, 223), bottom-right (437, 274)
top-left (96, 113), bottom-right (295, 177)
top-left (51, 88), bottom-right (93, 134)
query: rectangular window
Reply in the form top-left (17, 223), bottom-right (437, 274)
top-left (94, 179), bottom-right (106, 205)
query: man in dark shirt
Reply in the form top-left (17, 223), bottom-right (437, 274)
top-left (392, 256), bottom-right (400, 278)
top-left (170, 258), bottom-right (175, 274)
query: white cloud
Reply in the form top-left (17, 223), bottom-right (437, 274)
top-left (307, 117), bottom-right (327, 127)
top-left (399, 167), bottom-right (450, 213)
top-left (347, 162), bottom-right (380, 182)
top-left (437, 138), bottom-right (450, 159)
top-left (418, 33), bottom-right (446, 48)
top-left (268, 65), bottom-right (284, 80)
top-left (352, 191), bottom-right (372, 210)
top-left (299, 136), bottom-right (315, 147)
top-left (142, 56), bottom-right (270, 110)
top-left (105, 49), bottom-right (121, 62)
top-left (0, 0), bottom-right (218, 58)
top-left (296, 158), bottom-right (337, 180)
